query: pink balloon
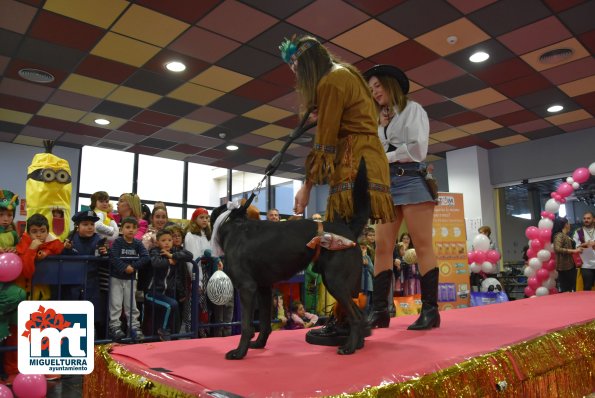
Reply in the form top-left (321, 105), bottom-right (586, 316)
top-left (547, 213), bottom-right (555, 220)
top-left (525, 226), bottom-right (539, 240)
top-left (12, 374), bottom-right (46, 398)
top-left (543, 259), bottom-right (556, 271)
top-left (550, 192), bottom-right (557, 199)
top-left (540, 211), bottom-right (554, 219)
top-left (0, 385), bottom-right (13, 398)
top-left (558, 197), bottom-right (566, 204)
top-left (538, 228), bottom-right (551, 243)
top-left (526, 248), bottom-right (536, 259)
top-left (549, 287), bottom-right (558, 295)
top-left (473, 250), bottom-right (486, 264)
top-left (467, 251), bottom-right (476, 264)
top-left (530, 239), bottom-right (543, 251)
top-left (536, 268), bottom-right (550, 282)
top-left (486, 249), bottom-right (500, 263)
top-left (556, 182), bottom-right (574, 198)
top-left (0, 253), bottom-right (23, 282)
top-left (528, 276), bottom-right (541, 290)
top-left (524, 286), bottom-right (535, 297)
top-left (572, 167), bottom-right (590, 184)
top-left (552, 193), bottom-right (562, 202)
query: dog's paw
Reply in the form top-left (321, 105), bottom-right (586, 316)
top-left (225, 349), bottom-right (246, 360)
top-left (337, 344), bottom-right (357, 355)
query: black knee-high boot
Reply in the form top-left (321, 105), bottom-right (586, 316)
top-left (367, 270), bottom-right (392, 328)
top-left (408, 267), bottom-right (440, 330)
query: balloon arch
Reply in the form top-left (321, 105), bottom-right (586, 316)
top-left (468, 162), bottom-right (595, 297)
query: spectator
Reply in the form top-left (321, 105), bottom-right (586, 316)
top-left (289, 300), bottom-right (319, 329)
top-left (573, 211), bottom-right (595, 291)
top-left (91, 191), bottom-right (119, 242)
top-left (266, 208), bottom-right (280, 222)
top-left (552, 217), bottom-right (582, 293)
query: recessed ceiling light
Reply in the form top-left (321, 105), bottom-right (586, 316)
top-left (469, 51), bottom-right (490, 63)
top-left (94, 118), bottom-right (110, 125)
top-left (226, 145), bottom-right (239, 151)
top-left (165, 61), bottom-right (186, 72)
top-left (547, 105), bottom-right (563, 113)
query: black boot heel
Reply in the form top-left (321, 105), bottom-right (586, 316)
top-left (366, 270), bottom-right (393, 329)
top-left (408, 268), bottom-right (440, 331)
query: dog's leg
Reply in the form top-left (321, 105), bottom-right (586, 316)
top-left (337, 298), bottom-right (365, 355)
top-left (249, 286), bottom-right (272, 349)
top-left (226, 282), bottom-right (257, 360)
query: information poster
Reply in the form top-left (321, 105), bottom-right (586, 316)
top-left (432, 193), bottom-right (470, 310)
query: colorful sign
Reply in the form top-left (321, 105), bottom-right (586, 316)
top-left (433, 193), bottom-right (469, 310)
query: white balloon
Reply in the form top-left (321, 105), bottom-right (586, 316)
top-left (481, 261), bottom-right (495, 274)
top-left (523, 266), bottom-right (536, 278)
top-left (535, 287), bottom-right (549, 296)
top-left (572, 182), bottom-right (580, 190)
top-left (544, 278), bottom-right (556, 289)
top-left (544, 199), bottom-right (560, 214)
top-left (470, 262), bottom-right (481, 273)
top-left (528, 257), bottom-right (542, 270)
top-left (537, 249), bottom-right (551, 262)
top-left (566, 177), bottom-right (574, 184)
top-left (472, 234), bottom-right (491, 251)
top-left (589, 162), bottom-right (595, 176)
top-left (538, 218), bottom-right (553, 230)
top-left (543, 242), bottom-right (553, 252)
top-left (207, 270), bottom-right (234, 305)
top-left (551, 270), bottom-right (558, 279)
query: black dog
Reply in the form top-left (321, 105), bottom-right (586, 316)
top-left (211, 159), bottom-right (371, 359)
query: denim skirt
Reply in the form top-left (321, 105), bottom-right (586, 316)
top-left (389, 162), bottom-right (433, 205)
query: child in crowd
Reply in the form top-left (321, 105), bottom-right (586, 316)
top-left (360, 237), bottom-right (374, 315)
top-left (167, 225), bottom-right (192, 325)
top-left (289, 300), bottom-right (319, 329)
top-left (109, 217), bottom-right (150, 341)
top-left (0, 189), bottom-right (19, 253)
top-left (142, 206), bottom-right (169, 250)
top-left (62, 211), bottom-right (108, 332)
top-left (271, 291), bottom-right (287, 331)
top-left (91, 191), bottom-right (119, 242)
top-left (145, 229), bottom-right (193, 339)
top-left (16, 214), bottom-right (64, 298)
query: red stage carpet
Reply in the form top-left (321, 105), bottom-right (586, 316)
top-left (85, 292), bottom-right (595, 397)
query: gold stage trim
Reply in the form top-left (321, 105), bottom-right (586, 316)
top-left (84, 321), bottom-right (595, 397)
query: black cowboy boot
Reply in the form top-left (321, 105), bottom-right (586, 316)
top-left (306, 304), bottom-right (371, 346)
top-left (367, 270), bottom-right (392, 328)
top-left (408, 267), bottom-right (440, 330)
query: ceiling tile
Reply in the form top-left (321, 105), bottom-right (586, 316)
top-left (169, 27), bottom-right (240, 64)
top-left (91, 32), bottom-right (161, 68)
top-left (558, 0), bottom-right (595, 35)
top-left (29, 115), bottom-right (76, 132)
top-left (67, 123), bottom-right (111, 138)
top-left (446, 134), bottom-right (498, 149)
top-left (231, 133), bottom-right (274, 147)
top-left (287, 0), bottom-right (368, 40)
top-left (559, 117), bottom-right (595, 133)
top-left (137, 0), bottom-right (219, 24)
top-left (216, 46), bottom-right (282, 78)
top-left (60, 74), bottom-right (117, 98)
top-left (274, 114), bottom-right (300, 129)
top-left (492, 110), bottom-right (539, 126)
top-left (522, 126), bottom-right (564, 139)
top-left (458, 119), bottom-right (502, 134)
top-left (44, 0), bottom-right (128, 29)
top-left (407, 58), bottom-right (466, 86)
top-left (430, 128), bottom-right (468, 142)
top-left (247, 158), bottom-right (273, 168)
top-left (92, 100), bottom-right (143, 119)
top-left (0, 131), bottom-right (16, 142)
top-left (155, 149), bottom-right (189, 161)
top-left (467, 0), bottom-right (551, 37)
top-left (37, 103), bottom-right (86, 122)
top-left (0, 78), bottom-right (55, 102)
top-left (515, 87), bottom-right (569, 109)
top-left (116, 121), bottom-right (160, 136)
top-left (190, 66), bottom-right (252, 92)
top-left (473, 57), bottom-right (535, 86)
top-left (542, 0), bottom-right (586, 13)
top-left (104, 130), bottom-right (146, 144)
top-left (75, 55), bottom-right (136, 85)
top-left (13, 135), bottom-right (45, 147)
top-left (416, 18), bottom-right (490, 57)
top-left (107, 86), bottom-right (161, 108)
top-left (430, 74), bottom-right (487, 98)
top-left (440, 111), bottom-right (485, 126)
top-left (428, 142), bottom-right (457, 153)
top-left (0, 0), bottom-right (36, 34)
top-left (545, 109), bottom-right (591, 126)
top-left (148, 97), bottom-right (199, 117)
top-left (139, 137), bottom-right (175, 150)
top-left (112, 4), bottom-right (189, 47)
top-left (3, 58), bottom-right (69, 88)
top-left (124, 69), bottom-right (184, 95)
top-left (127, 144), bottom-right (161, 156)
top-left (331, 20), bottom-right (407, 58)
top-left (249, 21), bottom-right (310, 58)
top-left (474, 99), bottom-right (524, 118)
top-left (495, 73), bottom-right (552, 98)
top-left (0, 120), bottom-right (23, 134)
top-left (29, 10), bottom-right (105, 52)
top-left (498, 16), bottom-right (572, 55)
top-left (474, 127), bottom-right (517, 141)
top-left (577, 28), bottom-right (595, 55)
top-left (185, 107), bottom-right (235, 125)
top-left (520, 38), bottom-right (590, 72)
top-left (446, 39), bottom-right (515, 71)
top-left (17, 37), bottom-right (85, 71)
top-left (429, 120), bottom-right (452, 133)
top-left (153, 129), bottom-right (223, 148)
top-left (168, 82), bottom-right (224, 106)
top-left (452, 88), bottom-right (507, 109)
top-left (169, 143), bottom-right (205, 154)
top-left (197, 1), bottom-right (277, 42)
top-left (0, 55), bottom-right (9, 74)
top-left (239, 0), bottom-right (314, 19)
top-left (558, 75), bottom-right (595, 97)
top-left (324, 43), bottom-right (364, 65)
top-left (0, 29), bottom-right (22, 57)
top-left (447, 0), bottom-right (497, 14)
top-left (425, 100), bottom-right (468, 119)
top-left (369, 40), bottom-right (440, 71)
top-left (268, 91), bottom-right (300, 113)
top-left (259, 64), bottom-right (295, 88)
top-left (20, 125), bottom-right (62, 139)
top-left (208, 94), bottom-right (260, 114)
top-left (185, 154), bottom-right (217, 165)
top-left (232, 79), bottom-right (291, 103)
top-left (0, 93), bottom-right (43, 114)
top-left (491, 134), bottom-right (529, 146)
top-left (573, 91), bottom-right (595, 115)
top-left (243, 105), bottom-right (293, 123)
top-left (259, 139), bottom-right (286, 151)
top-left (378, 0), bottom-right (461, 37)
top-left (132, 110), bottom-right (178, 127)
top-left (541, 57), bottom-right (595, 85)
top-left (408, 89), bottom-right (446, 107)
top-left (0, 108), bottom-right (33, 124)
top-left (344, 0), bottom-right (406, 16)
top-left (166, 118), bottom-right (214, 135)
top-left (221, 116), bottom-right (267, 135)
top-left (510, 119), bottom-right (552, 133)
top-left (285, 144), bottom-right (311, 157)
top-left (251, 124), bottom-right (293, 139)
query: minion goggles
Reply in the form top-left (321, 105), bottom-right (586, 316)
top-left (27, 168), bottom-right (72, 184)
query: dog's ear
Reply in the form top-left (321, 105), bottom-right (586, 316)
top-left (210, 204), bottom-right (227, 229)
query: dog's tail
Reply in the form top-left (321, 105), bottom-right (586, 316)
top-left (349, 157), bottom-right (371, 238)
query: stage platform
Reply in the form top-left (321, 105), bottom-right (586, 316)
top-left (84, 292), bottom-right (595, 397)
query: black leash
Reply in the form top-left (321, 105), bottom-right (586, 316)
top-left (241, 108), bottom-right (317, 210)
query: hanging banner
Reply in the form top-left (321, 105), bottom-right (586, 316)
top-left (433, 193), bottom-right (470, 310)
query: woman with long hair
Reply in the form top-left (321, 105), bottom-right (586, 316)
top-left (552, 216), bottom-right (582, 292)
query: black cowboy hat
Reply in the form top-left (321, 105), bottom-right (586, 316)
top-left (363, 64), bottom-right (410, 95)
top-left (72, 210), bottom-right (100, 224)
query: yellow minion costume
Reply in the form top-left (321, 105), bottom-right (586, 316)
top-left (26, 140), bottom-right (72, 241)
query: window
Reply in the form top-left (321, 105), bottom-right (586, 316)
top-left (137, 155), bottom-right (184, 203)
top-left (187, 163), bottom-right (228, 207)
top-left (271, 177), bottom-right (301, 215)
top-left (79, 146), bottom-right (134, 195)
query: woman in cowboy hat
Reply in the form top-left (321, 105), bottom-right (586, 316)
top-left (363, 64), bottom-right (440, 331)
